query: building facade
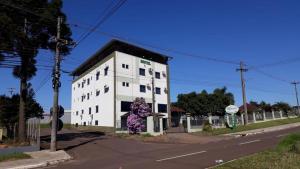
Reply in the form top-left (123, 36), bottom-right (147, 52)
top-left (70, 40), bottom-right (171, 130)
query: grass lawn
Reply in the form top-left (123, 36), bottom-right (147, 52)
top-left (200, 117), bottom-right (300, 135)
top-left (0, 152), bottom-right (31, 163)
top-left (214, 133), bottom-right (300, 169)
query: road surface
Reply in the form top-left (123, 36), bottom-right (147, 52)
top-left (42, 126), bottom-right (300, 169)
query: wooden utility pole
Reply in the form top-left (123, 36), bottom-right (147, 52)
top-left (236, 61), bottom-right (248, 125)
top-left (152, 74), bottom-right (155, 113)
top-left (291, 81), bottom-right (300, 116)
top-left (8, 88), bottom-right (15, 96)
top-left (50, 17), bottom-right (62, 152)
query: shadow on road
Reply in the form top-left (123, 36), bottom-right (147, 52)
top-left (41, 131), bottom-right (106, 151)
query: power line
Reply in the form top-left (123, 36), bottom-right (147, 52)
top-left (70, 23), bottom-right (240, 65)
top-left (74, 0), bottom-right (127, 48)
top-left (248, 56), bottom-right (300, 69)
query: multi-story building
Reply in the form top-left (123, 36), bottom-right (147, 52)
top-left (70, 40), bottom-right (171, 130)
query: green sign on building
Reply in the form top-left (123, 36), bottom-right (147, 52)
top-left (141, 59), bottom-right (151, 65)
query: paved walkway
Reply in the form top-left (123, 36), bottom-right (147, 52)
top-left (0, 150), bottom-right (71, 169)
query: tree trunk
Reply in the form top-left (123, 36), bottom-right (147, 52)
top-left (18, 77), bottom-right (27, 142)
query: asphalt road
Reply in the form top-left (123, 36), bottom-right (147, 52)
top-left (42, 126), bottom-right (300, 169)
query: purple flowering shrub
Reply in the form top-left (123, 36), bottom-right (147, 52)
top-left (127, 97), bottom-right (151, 134)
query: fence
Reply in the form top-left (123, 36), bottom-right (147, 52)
top-left (0, 118), bottom-right (40, 155)
top-left (185, 110), bottom-right (299, 133)
top-left (190, 116), bottom-right (204, 129)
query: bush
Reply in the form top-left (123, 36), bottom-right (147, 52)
top-left (203, 120), bottom-right (212, 132)
top-left (277, 133), bottom-right (300, 153)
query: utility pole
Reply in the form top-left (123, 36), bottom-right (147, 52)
top-left (291, 81), bottom-right (300, 116)
top-left (236, 61), bottom-right (248, 125)
top-left (50, 17), bottom-right (62, 152)
top-left (152, 74), bottom-right (155, 113)
top-left (8, 88), bottom-right (15, 96)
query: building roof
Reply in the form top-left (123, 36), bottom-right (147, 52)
top-left (171, 106), bottom-right (186, 113)
top-left (239, 103), bottom-right (258, 112)
top-left (70, 39), bottom-right (171, 76)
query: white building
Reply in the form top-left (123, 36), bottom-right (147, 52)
top-left (70, 40), bottom-right (171, 130)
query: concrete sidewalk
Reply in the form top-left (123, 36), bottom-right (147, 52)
top-left (224, 122), bottom-right (300, 137)
top-left (0, 150), bottom-right (71, 169)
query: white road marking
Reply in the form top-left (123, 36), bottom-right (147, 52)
top-left (239, 139), bottom-right (261, 145)
top-left (156, 151), bottom-right (207, 162)
top-left (276, 134), bottom-right (287, 138)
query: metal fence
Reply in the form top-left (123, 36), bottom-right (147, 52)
top-left (26, 118), bottom-right (40, 147)
top-left (190, 116), bottom-right (204, 129)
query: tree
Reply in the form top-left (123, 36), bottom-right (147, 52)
top-left (0, 84), bottom-right (43, 139)
top-left (127, 98), bottom-right (151, 134)
top-left (258, 101), bottom-right (272, 112)
top-left (175, 87), bottom-right (235, 116)
top-left (0, 0), bottom-right (72, 141)
top-left (272, 102), bottom-right (292, 115)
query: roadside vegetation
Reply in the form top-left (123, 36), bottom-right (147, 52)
top-left (214, 133), bottom-right (300, 169)
top-left (199, 117), bottom-right (300, 135)
top-left (0, 152), bottom-right (31, 163)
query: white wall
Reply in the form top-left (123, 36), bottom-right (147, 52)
top-left (71, 51), bottom-right (169, 128)
top-left (71, 54), bottom-right (115, 127)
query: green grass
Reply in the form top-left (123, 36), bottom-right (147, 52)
top-left (214, 133), bottom-right (300, 169)
top-left (0, 152), bottom-right (31, 162)
top-left (40, 123), bottom-right (72, 129)
top-left (200, 117), bottom-right (300, 135)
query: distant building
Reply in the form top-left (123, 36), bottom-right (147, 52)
top-left (70, 40), bottom-right (171, 129)
top-left (40, 109), bottom-right (71, 124)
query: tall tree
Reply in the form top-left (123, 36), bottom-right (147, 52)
top-left (0, 0), bottom-right (72, 141)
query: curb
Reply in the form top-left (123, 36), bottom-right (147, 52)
top-left (223, 122), bottom-right (300, 138)
top-left (5, 151), bottom-right (72, 169)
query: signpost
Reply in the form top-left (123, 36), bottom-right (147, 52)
top-left (225, 105), bottom-right (239, 129)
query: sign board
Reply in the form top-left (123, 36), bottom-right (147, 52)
top-left (225, 105), bottom-right (239, 115)
top-left (141, 60), bottom-right (151, 65)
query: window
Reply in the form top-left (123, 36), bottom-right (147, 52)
top-left (78, 83), bottom-right (80, 88)
top-left (76, 111), bottom-right (79, 116)
top-left (95, 120), bottom-right (98, 126)
top-left (81, 110), bottom-right (84, 114)
top-left (139, 68), bottom-right (145, 76)
top-left (82, 81), bottom-right (84, 88)
top-left (89, 107), bottom-right (91, 114)
top-left (158, 104), bottom-right (167, 113)
top-left (96, 90), bottom-right (100, 96)
top-left (81, 96), bottom-right (84, 102)
top-left (96, 71), bottom-right (100, 80)
top-left (121, 101), bottom-right (132, 112)
top-left (87, 78), bottom-right (90, 85)
top-left (122, 64), bottom-right (129, 69)
top-left (96, 105), bottom-right (99, 113)
top-left (122, 82), bottom-right (129, 87)
top-left (155, 72), bottom-right (161, 79)
top-left (104, 66), bottom-right (109, 76)
top-left (83, 122), bottom-right (86, 126)
top-left (73, 87), bottom-right (75, 91)
top-left (140, 85), bottom-right (146, 93)
top-left (155, 87), bottom-right (161, 94)
top-left (104, 86), bottom-right (109, 93)
top-left (87, 93), bottom-right (90, 100)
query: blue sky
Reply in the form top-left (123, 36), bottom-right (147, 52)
top-left (1, 0), bottom-right (300, 111)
